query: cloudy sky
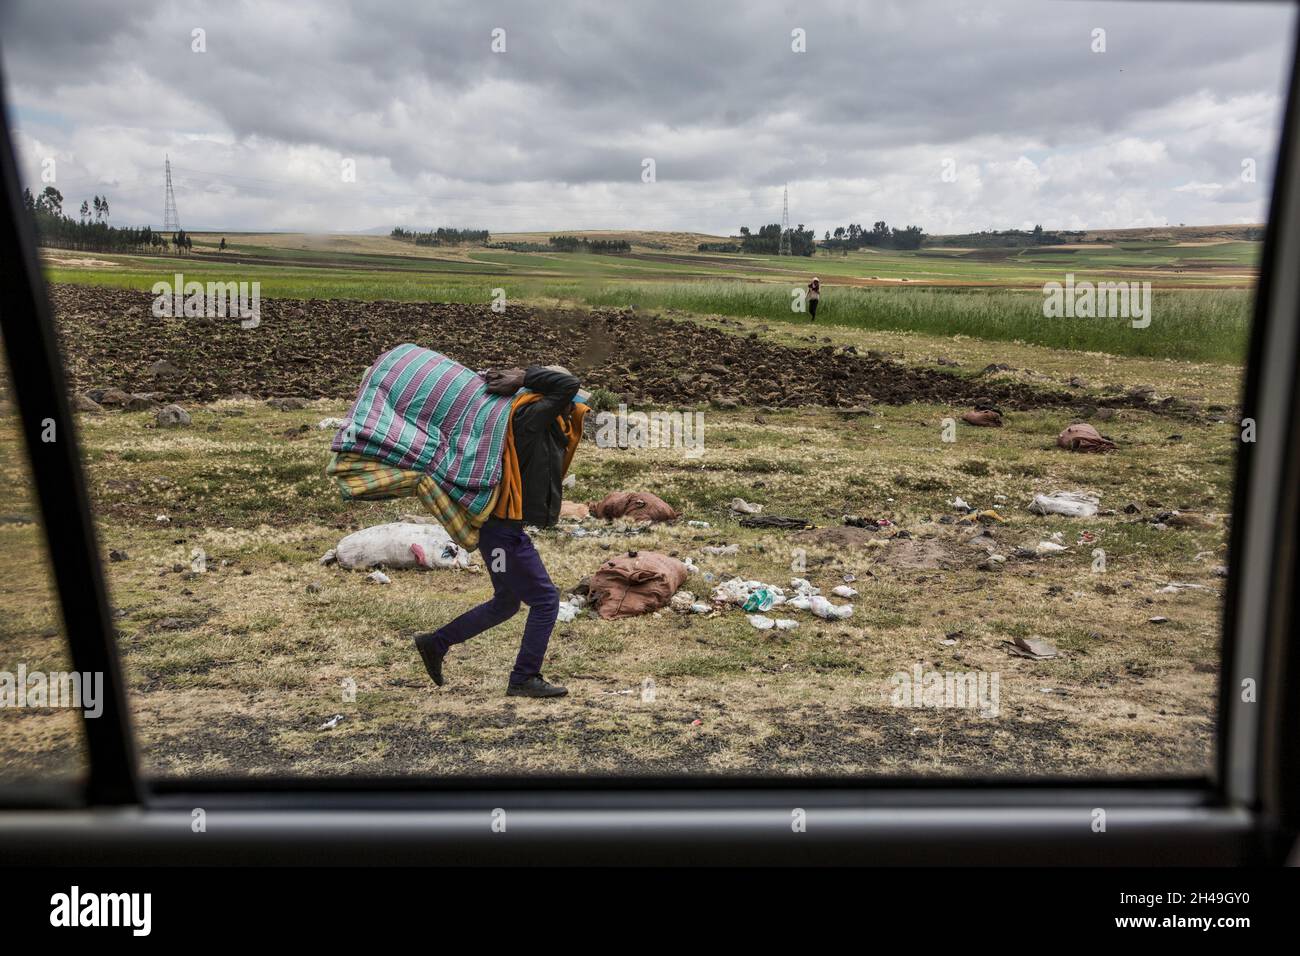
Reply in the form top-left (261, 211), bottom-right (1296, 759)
top-left (1, 0), bottom-right (1294, 236)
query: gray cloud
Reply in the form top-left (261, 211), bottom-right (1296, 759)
top-left (1, 0), bottom-right (1293, 234)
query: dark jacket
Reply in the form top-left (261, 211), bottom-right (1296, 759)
top-left (510, 366), bottom-right (580, 528)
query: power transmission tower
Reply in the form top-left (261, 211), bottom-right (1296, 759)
top-left (778, 184), bottom-right (791, 256)
top-left (162, 156), bottom-right (181, 233)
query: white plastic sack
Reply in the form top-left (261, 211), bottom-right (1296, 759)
top-left (335, 522), bottom-right (475, 571)
top-left (1028, 491), bottom-right (1100, 518)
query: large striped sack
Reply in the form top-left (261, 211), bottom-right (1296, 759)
top-left (330, 344), bottom-right (515, 517)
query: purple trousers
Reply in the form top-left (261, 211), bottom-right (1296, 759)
top-left (431, 519), bottom-right (559, 684)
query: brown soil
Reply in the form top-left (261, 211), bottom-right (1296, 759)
top-left (50, 284), bottom-right (1140, 411)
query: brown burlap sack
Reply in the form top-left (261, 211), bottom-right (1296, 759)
top-left (961, 409), bottom-right (1003, 427)
top-left (1057, 423), bottom-right (1117, 453)
top-left (588, 551), bottom-right (689, 620)
top-left (590, 490), bottom-right (680, 523)
top-left (559, 500), bottom-right (590, 519)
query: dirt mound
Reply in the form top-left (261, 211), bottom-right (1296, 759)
top-left (794, 526), bottom-right (879, 548)
top-left (48, 284), bottom-right (1108, 410)
top-left (874, 537), bottom-right (970, 571)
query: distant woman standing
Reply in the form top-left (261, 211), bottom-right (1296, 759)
top-left (807, 277), bottom-right (821, 321)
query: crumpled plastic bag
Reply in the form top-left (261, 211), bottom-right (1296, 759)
top-left (712, 578), bottom-right (787, 607)
top-left (334, 522), bottom-right (475, 571)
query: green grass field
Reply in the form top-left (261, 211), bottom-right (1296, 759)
top-left (42, 228), bottom-right (1259, 363)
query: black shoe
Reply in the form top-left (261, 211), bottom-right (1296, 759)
top-left (413, 632), bottom-right (445, 686)
top-left (506, 674), bottom-right (568, 698)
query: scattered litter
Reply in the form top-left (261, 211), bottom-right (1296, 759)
top-left (701, 543), bottom-right (739, 556)
top-left (950, 496), bottom-right (972, 513)
top-left (831, 584), bottom-right (858, 598)
top-left (317, 714), bottom-right (346, 730)
top-left (670, 590), bottom-right (696, 613)
top-left (808, 595), bottom-right (853, 620)
top-left (1035, 541), bottom-right (1069, 555)
top-left (1028, 491), bottom-right (1100, 518)
top-left (1148, 616), bottom-right (1169, 624)
top-left (842, 572), bottom-right (857, 583)
top-left (1077, 531), bottom-right (1098, 546)
top-left (1156, 582), bottom-right (1216, 594)
top-left (556, 600), bottom-right (581, 623)
top-left (957, 509), bottom-right (1005, 525)
top-left (747, 614), bottom-right (776, 630)
top-left (729, 497), bottom-right (763, 515)
top-left (713, 578), bottom-right (783, 606)
top-left (317, 417), bottom-right (349, 430)
top-left (155, 514), bottom-right (170, 525)
top-left (335, 522), bottom-right (475, 571)
top-left (366, 570), bottom-right (391, 585)
top-left (775, 618), bottom-right (799, 630)
top-left (562, 473), bottom-right (576, 488)
top-left (687, 520), bottom-right (711, 528)
top-left (1005, 636), bottom-right (1059, 659)
top-left (742, 587), bottom-right (780, 613)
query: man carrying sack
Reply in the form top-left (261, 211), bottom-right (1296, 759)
top-left (326, 346), bottom-right (587, 698)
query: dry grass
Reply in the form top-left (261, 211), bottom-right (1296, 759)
top-left (0, 313), bottom-right (1236, 779)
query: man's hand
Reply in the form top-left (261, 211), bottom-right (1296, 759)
top-left (483, 367), bottom-right (526, 395)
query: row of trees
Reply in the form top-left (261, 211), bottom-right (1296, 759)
top-left (548, 235), bottom-right (631, 254)
top-left (390, 226), bottom-right (490, 245)
top-left (737, 224), bottom-right (817, 256)
top-left (928, 225), bottom-right (1077, 248)
top-left (819, 221), bottom-right (925, 251)
top-left (23, 187), bottom-right (195, 254)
